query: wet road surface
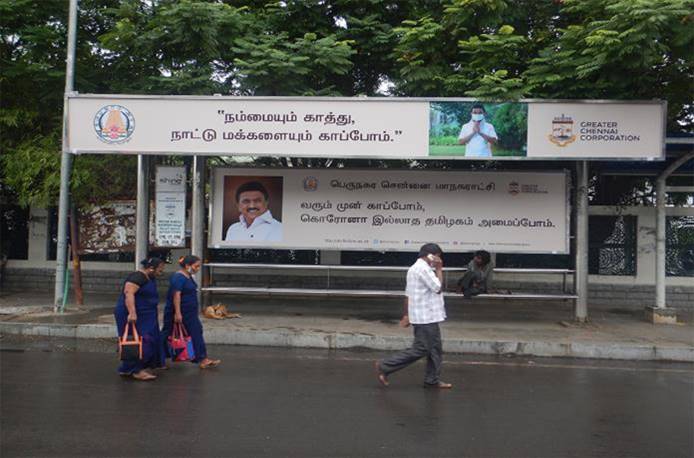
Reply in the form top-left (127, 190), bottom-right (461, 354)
top-left (1, 337), bottom-right (692, 458)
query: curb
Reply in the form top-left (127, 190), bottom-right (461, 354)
top-left (1, 321), bottom-right (692, 363)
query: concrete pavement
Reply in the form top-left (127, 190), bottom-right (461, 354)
top-left (1, 292), bottom-right (693, 362)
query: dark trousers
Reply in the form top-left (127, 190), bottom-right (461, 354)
top-left (379, 322), bottom-right (443, 385)
top-left (458, 271), bottom-right (487, 297)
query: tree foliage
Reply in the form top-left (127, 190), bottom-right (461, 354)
top-left (393, 0), bottom-right (693, 129)
top-left (1, 0), bottom-right (692, 208)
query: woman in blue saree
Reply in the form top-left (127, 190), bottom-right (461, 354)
top-left (161, 255), bottom-right (220, 369)
top-left (114, 257), bottom-right (166, 381)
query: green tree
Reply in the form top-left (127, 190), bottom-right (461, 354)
top-left (2, 0), bottom-right (692, 214)
top-left (1, 0), bottom-right (137, 208)
top-left (524, 0), bottom-right (694, 131)
top-left (392, 0), bottom-right (693, 131)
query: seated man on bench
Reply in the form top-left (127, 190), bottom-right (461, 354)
top-left (457, 250), bottom-right (494, 297)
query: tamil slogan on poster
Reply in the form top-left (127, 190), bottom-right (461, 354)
top-left (69, 96), bottom-right (429, 159)
top-left (67, 95), bottom-right (665, 160)
top-left (210, 168), bottom-right (569, 254)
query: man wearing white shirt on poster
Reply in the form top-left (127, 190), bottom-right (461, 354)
top-left (458, 103), bottom-right (498, 158)
top-left (225, 181), bottom-right (283, 242)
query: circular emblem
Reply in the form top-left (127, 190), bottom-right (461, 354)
top-left (93, 105), bottom-right (135, 144)
top-left (303, 176), bottom-right (319, 192)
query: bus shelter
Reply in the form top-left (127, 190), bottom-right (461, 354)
top-left (51, 94), bottom-right (683, 323)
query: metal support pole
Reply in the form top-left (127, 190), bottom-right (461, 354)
top-left (655, 177), bottom-right (667, 308)
top-left (135, 155), bottom-right (149, 267)
top-left (574, 161), bottom-right (589, 322)
top-left (54, 153), bottom-right (73, 310)
top-left (191, 156), bottom-right (206, 304)
top-left (54, 0), bottom-right (79, 311)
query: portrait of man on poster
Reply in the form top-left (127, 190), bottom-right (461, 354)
top-left (224, 180), bottom-right (283, 242)
top-left (457, 103), bottom-right (498, 158)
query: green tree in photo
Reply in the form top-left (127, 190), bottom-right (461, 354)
top-left (491, 103), bottom-right (527, 151)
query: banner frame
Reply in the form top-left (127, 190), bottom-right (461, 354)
top-left (66, 93), bottom-right (667, 161)
top-left (207, 166), bottom-right (572, 255)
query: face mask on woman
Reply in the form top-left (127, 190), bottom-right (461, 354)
top-left (471, 113), bottom-right (485, 122)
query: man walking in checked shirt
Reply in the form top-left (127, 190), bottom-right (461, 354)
top-left (375, 243), bottom-right (453, 389)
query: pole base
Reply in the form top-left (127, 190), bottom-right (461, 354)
top-left (644, 306), bottom-right (678, 325)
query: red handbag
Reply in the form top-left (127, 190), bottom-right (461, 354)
top-left (168, 322), bottom-right (196, 362)
top-left (119, 322), bottom-right (143, 362)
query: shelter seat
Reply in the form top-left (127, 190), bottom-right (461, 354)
top-left (201, 263), bottom-right (577, 303)
top-left (200, 285), bottom-right (576, 301)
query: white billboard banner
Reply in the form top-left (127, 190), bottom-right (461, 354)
top-left (67, 94), bottom-right (665, 160)
top-left (527, 103), bottom-right (665, 159)
top-left (209, 168), bottom-right (569, 254)
top-left (155, 166), bottom-right (186, 247)
top-left (69, 96), bottom-right (429, 158)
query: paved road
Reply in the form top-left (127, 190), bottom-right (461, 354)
top-left (1, 337), bottom-right (692, 458)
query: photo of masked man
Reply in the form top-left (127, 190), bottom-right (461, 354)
top-left (457, 103), bottom-right (498, 158)
top-left (224, 181), bottom-right (283, 242)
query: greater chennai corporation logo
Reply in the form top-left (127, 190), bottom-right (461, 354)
top-left (548, 114), bottom-right (577, 147)
top-left (93, 105), bottom-right (135, 144)
top-left (303, 176), bottom-right (319, 192)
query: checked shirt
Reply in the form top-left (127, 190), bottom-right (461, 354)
top-left (406, 258), bottom-right (446, 325)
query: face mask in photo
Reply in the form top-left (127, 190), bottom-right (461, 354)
top-left (471, 113), bottom-right (485, 122)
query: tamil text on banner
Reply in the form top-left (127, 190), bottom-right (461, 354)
top-left (67, 95), bottom-right (664, 160)
top-left (209, 168), bottom-right (569, 254)
top-left (69, 96), bottom-right (429, 158)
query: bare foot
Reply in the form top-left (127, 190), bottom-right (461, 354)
top-left (374, 360), bottom-right (389, 387)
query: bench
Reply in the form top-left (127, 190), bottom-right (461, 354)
top-left (201, 263), bottom-right (577, 302)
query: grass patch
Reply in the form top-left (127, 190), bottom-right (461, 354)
top-left (428, 144), bottom-right (525, 157)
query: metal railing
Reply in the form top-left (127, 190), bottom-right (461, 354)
top-left (202, 263), bottom-right (576, 296)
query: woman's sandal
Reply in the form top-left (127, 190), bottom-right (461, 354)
top-left (199, 358), bottom-right (221, 369)
top-left (132, 370), bottom-right (157, 381)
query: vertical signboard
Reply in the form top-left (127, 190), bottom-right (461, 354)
top-left (155, 166), bottom-right (186, 247)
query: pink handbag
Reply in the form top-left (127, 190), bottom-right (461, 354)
top-left (168, 322), bottom-right (195, 362)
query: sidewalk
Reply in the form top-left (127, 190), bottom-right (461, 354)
top-left (1, 292), bottom-right (692, 362)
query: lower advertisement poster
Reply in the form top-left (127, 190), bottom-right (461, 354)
top-left (209, 168), bottom-right (569, 254)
